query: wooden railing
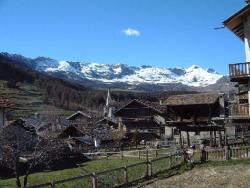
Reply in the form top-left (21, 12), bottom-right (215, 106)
top-left (24, 145), bottom-right (250, 188)
top-left (203, 145), bottom-right (250, 161)
top-left (231, 104), bottom-right (249, 117)
top-left (82, 148), bottom-right (173, 160)
top-left (229, 62), bottom-right (250, 78)
top-left (27, 151), bottom-right (183, 188)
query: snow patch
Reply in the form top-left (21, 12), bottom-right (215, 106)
top-left (34, 58), bottom-right (223, 87)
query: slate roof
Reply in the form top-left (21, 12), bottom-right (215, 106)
top-left (164, 93), bottom-right (220, 106)
top-left (95, 117), bottom-right (119, 128)
top-left (115, 99), bottom-right (164, 116)
top-left (66, 111), bottom-right (92, 120)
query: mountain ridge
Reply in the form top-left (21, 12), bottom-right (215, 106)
top-left (0, 52), bottom-right (225, 91)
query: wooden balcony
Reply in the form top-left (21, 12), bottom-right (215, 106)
top-left (229, 62), bottom-right (250, 83)
top-left (231, 104), bottom-right (250, 118)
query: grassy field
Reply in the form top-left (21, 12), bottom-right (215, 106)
top-left (0, 158), bottom-right (144, 188)
top-left (6, 150), bottom-right (250, 188)
top-left (141, 159), bottom-right (250, 188)
top-left (0, 151), bottom-right (182, 188)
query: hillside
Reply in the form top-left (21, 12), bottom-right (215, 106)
top-left (0, 54), bottom-right (196, 116)
top-left (0, 80), bottom-right (73, 119)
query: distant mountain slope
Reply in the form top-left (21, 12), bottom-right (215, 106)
top-left (0, 52), bottom-right (225, 91)
top-left (0, 80), bottom-right (73, 119)
top-left (0, 53), bottom-right (196, 114)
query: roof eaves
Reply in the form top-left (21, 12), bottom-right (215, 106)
top-left (223, 4), bottom-right (250, 25)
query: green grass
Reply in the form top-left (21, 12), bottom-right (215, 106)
top-left (6, 154), bottom-right (249, 188)
top-left (0, 158), bottom-right (143, 188)
top-left (0, 154), bottom-right (182, 188)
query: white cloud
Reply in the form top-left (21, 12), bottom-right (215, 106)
top-left (122, 28), bottom-right (140, 36)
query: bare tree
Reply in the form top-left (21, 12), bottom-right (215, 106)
top-left (22, 139), bottom-right (69, 187)
top-left (0, 120), bottom-right (69, 188)
top-left (0, 120), bottom-right (37, 187)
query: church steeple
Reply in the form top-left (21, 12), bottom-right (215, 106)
top-left (106, 88), bottom-right (111, 107)
top-left (103, 88), bottom-right (113, 119)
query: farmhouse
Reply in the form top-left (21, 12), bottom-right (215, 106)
top-left (114, 99), bottom-right (166, 144)
top-left (164, 93), bottom-right (226, 146)
top-left (224, 1), bottom-right (250, 141)
top-left (5, 119), bottom-right (37, 136)
top-left (57, 125), bottom-right (94, 151)
top-left (22, 115), bottom-right (70, 138)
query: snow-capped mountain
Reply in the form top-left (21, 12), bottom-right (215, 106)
top-left (0, 52), bottom-right (224, 90)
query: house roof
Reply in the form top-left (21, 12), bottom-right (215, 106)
top-left (66, 111), bottom-right (91, 120)
top-left (125, 132), bottom-right (160, 140)
top-left (223, 4), bottom-right (250, 41)
top-left (57, 125), bottom-right (85, 138)
top-left (71, 136), bottom-right (93, 145)
top-left (95, 117), bottom-right (119, 128)
top-left (21, 116), bottom-right (70, 133)
top-left (6, 119), bottom-right (37, 135)
top-left (164, 93), bottom-right (220, 106)
top-left (123, 119), bottom-right (162, 129)
top-left (114, 99), bottom-right (163, 116)
top-left (0, 97), bottom-right (15, 109)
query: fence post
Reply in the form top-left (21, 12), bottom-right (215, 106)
top-left (244, 146), bottom-right (247, 158)
top-left (225, 146), bottom-right (230, 160)
top-left (121, 150), bottom-right (124, 160)
top-left (145, 149), bottom-right (149, 178)
top-left (169, 155), bottom-right (172, 168)
top-left (138, 150), bottom-right (141, 159)
top-left (247, 147), bottom-right (249, 158)
top-left (155, 149), bottom-right (158, 158)
top-left (91, 172), bottom-right (97, 188)
top-left (106, 152), bottom-right (109, 160)
top-left (50, 180), bottom-right (55, 188)
top-left (200, 148), bottom-right (206, 163)
top-left (123, 166), bottom-right (128, 184)
top-left (148, 160), bottom-right (152, 177)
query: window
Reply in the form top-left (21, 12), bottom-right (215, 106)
top-left (173, 128), bottom-right (179, 136)
top-left (195, 131), bottom-right (200, 136)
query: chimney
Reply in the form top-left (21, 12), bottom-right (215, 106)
top-left (34, 112), bottom-right (40, 119)
top-left (159, 99), bottom-right (162, 105)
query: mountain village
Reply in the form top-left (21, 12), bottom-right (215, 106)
top-left (2, 1), bottom-right (250, 188)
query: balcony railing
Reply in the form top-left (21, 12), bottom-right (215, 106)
top-left (229, 63), bottom-right (250, 81)
top-left (230, 104), bottom-right (249, 117)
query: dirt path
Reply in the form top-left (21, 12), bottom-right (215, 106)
top-left (142, 164), bottom-right (250, 188)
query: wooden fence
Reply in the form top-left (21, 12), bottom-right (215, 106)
top-left (82, 147), bottom-right (174, 160)
top-left (26, 145), bottom-right (250, 188)
top-left (202, 145), bottom-right (250, 161)
top-left (27, 151), bottom-right (183, 188)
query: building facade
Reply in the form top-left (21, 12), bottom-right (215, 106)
top-left (163, 93), bottom-right (226, 146)
top-left (224, 1), bottom-right (250, 140)
top-left (114, 99), bottom-right (166, 144)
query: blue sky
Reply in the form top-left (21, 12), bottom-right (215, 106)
top-left (0, 0), bottom-right (246, 74)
